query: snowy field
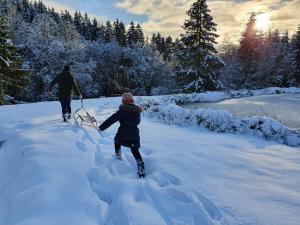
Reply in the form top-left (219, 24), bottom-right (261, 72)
top-left (0, 97), bottom-right (300, 225)
top-left (183, 94), bottom-right (300, 129)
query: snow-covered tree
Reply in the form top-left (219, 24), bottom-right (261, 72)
top-left (0, 15), bottom-right (27, 104)
top-left (219, 42), bottom-right (243, 89)
top-left (239, 13), bottom-right (262, 86)
top-left (61, 10), bottom-right (73, 24)
top-left (254, 30), bottom-right (294, 87)
top-left (292, 25), bottom-right (300, 84)
top-left (176, 0), bottom-right (224, 93)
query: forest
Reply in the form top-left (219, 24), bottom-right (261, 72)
top-left (0, 0), bottom-right (299, 104)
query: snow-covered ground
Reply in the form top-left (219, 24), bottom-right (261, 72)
top-left (183, 94), bottom-right (300, 129)
top-left (0, 97), bottom-right (300, 225)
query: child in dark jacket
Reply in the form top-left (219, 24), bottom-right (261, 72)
top-left (99, 93), bottom-right (145, 177)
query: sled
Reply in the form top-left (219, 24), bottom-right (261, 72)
top-left (73, 100), bottom-right (98, 129)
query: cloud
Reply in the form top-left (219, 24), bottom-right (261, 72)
top-left (116, 0), bottom-right (300, 43)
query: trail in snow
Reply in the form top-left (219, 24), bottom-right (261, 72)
top-left (0, 98), bottom-right (299, 225)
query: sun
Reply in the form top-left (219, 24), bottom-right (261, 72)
top-left (256, 13), bottom-right (271, 31)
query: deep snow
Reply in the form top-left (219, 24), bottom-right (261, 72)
top-left (0, 97), bottom-right (300, 225)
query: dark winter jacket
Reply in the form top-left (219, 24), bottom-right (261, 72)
top-left (49, 69), bottom-right (80, 100)
top-left (99, 104), bottom-right (142, 149)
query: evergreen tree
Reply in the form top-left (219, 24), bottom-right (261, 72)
top-left (254, 30), bottom-right (291, 87)
top-left (281, 30), bottom-right (289, 48)
top-left (35, 0), bottom-right (47, 14)
top-left (49, 7), bottom-right (60, 23)
top-left (74, 11), bottom-right (83, 35)
top-left (90, 18), bottom-right (100, 41)
top-left (0, 16), bottom-right (27, 104)
top-left (17, 0), bottom-right (33, 22)
top-left (239, 13), bottom-right (261, 86)
top-left (61, 10), bottom-right (73, 24)
top-left (176, 0), bottom-right (223, 92)
top-left (164, 36), bottom-right (173, 60)
top-left (127, 21), bottom-right (138, 46)
top-left (104, 21), bottom-right (113, 43)
top-left (293, 25), bottom-right (300, 84)
top-left (83, 12), bottom-right (92, 40)
top-left (136, 23), bottom-right (144, 45)
top-left (114, 19), bottom-right (127, 47)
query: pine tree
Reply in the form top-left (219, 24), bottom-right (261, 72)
top-left (83, 12), bottom-right (92, 40)
top-left (91, 18), bottom-right (100, 41)
top-left (239, 13), bottom-right (261, 86)
top-left (176, 0), bottom-right (223, 93)
top-left (61, 10), bottom-right (73, 24)
top-left (136, 23), bottom-right (144, 45)
top-left (49, 7), bottom-right (60, 23)
top-left (35, 0), bottom-right (47, 14)
top-left (16, 0), bottom-right (33, 22)
top-left (104, 21), bottom-right (113, 43)
top-left (0, 16), bottom-right (27, 104)
top-left (164, 36), bottom-right (173, 60)
top-left (74, 11), bottom-right (83, 35)
top-left (127, 21), bottom-right (138, 46)
top-left (292, 25), bottom-right (300, 84)
top-left (114, 19), bottom-right (127, 47)
top-left (281, 30), bottom-right (289, 48)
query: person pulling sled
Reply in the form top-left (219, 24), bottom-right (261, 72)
top-left (48, 65), bottom-right (82, 122)
top-left (99, 93), bottom-right (145, 178)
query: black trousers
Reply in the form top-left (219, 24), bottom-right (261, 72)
top-left (115, 142), bottom-right (143, 162)
top-left (59, 99), bottom-right (71, 116)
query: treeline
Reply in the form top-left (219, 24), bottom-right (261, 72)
top-left (220, 13), bottom-right (300, 89)
top-left (0, 0), bottom-right (300, 104)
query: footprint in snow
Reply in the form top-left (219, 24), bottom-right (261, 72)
top-left (196, 192), bottom-right (222, 221)
top-left (141, 147), bottom-right (153, 156)
top-left (161, 172), bottom-right (182, 186)
top-left (87, 168), bottom-right (113, 205)
top-left (166, 188), bottom-right (193, 203)
top-left (76, 141), bottom-right (87, 152)
top-left (151, 175), bottom-right (169, 187)
top-left (94, 150), bottom-right (104, 166)
top-left (99, 138), bottom-right (113, 146)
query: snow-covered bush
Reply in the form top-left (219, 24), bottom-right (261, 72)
top-left (144, 103), bottom-right (300, 147)
top-left (138, 87), bottom-right (300, 147)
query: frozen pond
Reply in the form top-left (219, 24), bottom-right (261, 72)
top-left (183, 94), bottom-right (300, 129)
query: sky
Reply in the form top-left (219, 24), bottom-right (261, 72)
top-left (43, 0), bottom-right (300, 43)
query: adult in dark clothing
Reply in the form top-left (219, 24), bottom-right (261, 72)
top-left (48, 65), bottom-right (82, 122)
top-left (99, 93), bottom-right (145, 177)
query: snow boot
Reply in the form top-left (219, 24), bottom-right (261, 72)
top-left (137, 160), bottom-right (145, 178)
top-left (115, 149), bottom-right (122, 160)
top-left (63, 114), bottom-right (67, 122)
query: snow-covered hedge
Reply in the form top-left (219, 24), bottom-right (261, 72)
top-left (144, 104), bottom-right (300, 147)
top-left (137, 87), bottom-right (300, 147)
